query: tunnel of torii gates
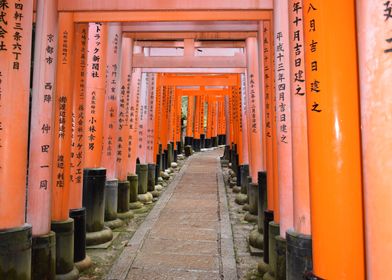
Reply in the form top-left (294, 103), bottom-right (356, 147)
top-left (0, 0), bottom-right (390, 280)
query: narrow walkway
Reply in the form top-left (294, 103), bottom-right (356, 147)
top-left (108, 149), bottom-right (237, 280)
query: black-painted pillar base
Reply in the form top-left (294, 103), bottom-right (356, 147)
top-left (184, 136), bottom-right (193, 147)
top-left (263, 210), bottom-right (274, 264)
top-left (211, 136), bottom-right (218, 147)
top-left (258, 172), bottom-right (267, 233)
top-left (176, 141), bottom-right (182, 154)
top-left (147, 164), bottom-right (156, 192)
top-left (83, 168), bottom-right (113, 246)
top-left (240, 165), bottom-right (249, 194)
top-left (200, 134), bottom-right (206, 149)
top-left (193, 138), bottom-right (201, 152)
top-left (205, 138), bottom-right (212, 148)
top-left (51, 219), bottom-right (79, 280)
top-left (286, 231), bottom-right (313, 280)
top-left (163, 150), bottom-right (168, 170)
top-left (70, 208), bottom-right (93, 272)
top-left (276, 236), bottom-right (287, 280)
top-left (32, 231), bottom-right (56, 280)
top-left (0, 225), bottom-right (32, 280)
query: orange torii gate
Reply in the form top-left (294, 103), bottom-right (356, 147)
top-left (4, 2), bottom-right (391, 280)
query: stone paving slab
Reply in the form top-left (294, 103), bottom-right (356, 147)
top-left (107, 149), bottom-right (238, 280)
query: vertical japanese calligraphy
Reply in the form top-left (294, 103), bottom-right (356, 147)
top-left (69, 23), bottom-right (87, 210)
top-left (84, 22), bottom-right (107, 168)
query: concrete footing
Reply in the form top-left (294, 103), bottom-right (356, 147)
top-left (86, 227), bottom-right (113, 246)
top-left (104, 218), bottom-right (124, 229)
top-left (249, 228), bottom-right (264, 250)
top-left (235, 193), bottom-right (248, 205)
top-left (32, 231), bottom-right (56, 279)
top-left (0, 224), bottom-right (32, 280)
top-left (51, 219), bottom-right (79, 280)
top-left (74, 255), bottom-right (92, 273)
top-left (138, 192), bottom-right (153, 204)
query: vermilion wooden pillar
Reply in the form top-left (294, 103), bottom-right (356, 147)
top-left (27, 0), bottom-right (58, 236)
top-left (174, 89), bottom-right (182, 152)
top-left (274, 0), bottom-right (294, 238)
top-left (262, 21), bottom-right (274, 212)
top-left (288, 0), bottom-right (311, 235)
top-left (116, 38), bottom-right (132, 182)
top-left (69, 23), bottom-right (88, 211)
top-left (146, 73), bottom-right (156, 164)
top-left (186, 95), bottom-right (195, 143)
top-left (127, 65), bottom-right (142, 175)
top-left (240, 74), bottom-right (249, 167)
top-left (84, 22), bottom-right (108, 168)
top-left (0, 0), bottom-right (33, 229)
top-left (193, 95), bottom-right (201, 150)
top-left (245, 37), bottom-right (265, 183)
top-left (51, 13), bottom-right (75, 222)
top-left (153, 74), bottom-right (162, 162)
top-left (0, 2), bottom-right (34, 277)
top-left (137, 72), bottom-right (149, 164)
top-left (159, 84), bottom-right (169, 155)
top-left (357, 1), bottom-right (391, 278)
top-left (101, 23), bottom-right (122, 180)
top-left (303, 0), bottom-right (365, 278)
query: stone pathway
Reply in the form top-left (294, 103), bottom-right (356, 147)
top-left (108, 148), bottom-right (237, 280)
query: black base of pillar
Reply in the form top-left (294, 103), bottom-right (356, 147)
top-left (83, 168), bottom-right (107, 233)
top-left (136, 164), bottom-right (148, 194)
top-left (193, 139), bottom-right (201, 152)
top-left (32, 231), bottom-right (56, 280)
top-left (268, 222), bottom-right (280, 279)
top-left (155, 155), bottom-right (160, 185)
top-left (0, 225), bottom-right (32, 280)
top-left (236, 165), bottom-right (242, 186)
top-left (200, 134), bottom-right (206, 149)
top-left (104, 179), bottom-right (119, 222)
top-left (185, 136), bottom-right (193, 147)
top-left (205, 138), bottom-right (210, 148)
top-left (276, 236), bottom-right (287, 280)
top-left (69, 208), bottom-right (86, 263)
top-left (147, 164), bottom-right (156, 192)
top-left (128, 174), bottom-right (138, 203)
top-left (218, 134), bottom-right (225, 145)
top-left (286, 230), bottom-right (313, 280)
top-left (184, 145), bottom-right (193, 157)
top-left (240, 165), bottom-right (249, 194)
top-left (211, 137), bottom-right (218, 147)
top-left (258, 172), bottom-right (267, 232)
top-left (51, 219), bottom-right (79, 279)
top-left (223, 145), bottom-right (230, 160)
top-left (168, 142), bottom-right (174, 165)
top-left (163, 150), bottom-right (168, 170)
top-left (263, 210), bottom-right (274, 264)
top-left (176, 141), bottom-right (182, 154)
top-left (174, 150), bottom-right (178, 163)
top-left (248, 182), bottom-right (258, 216)
top-left (118, 181), bottom-right (130, 213)
top-left (83, 168), bottom-right (113, 246)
